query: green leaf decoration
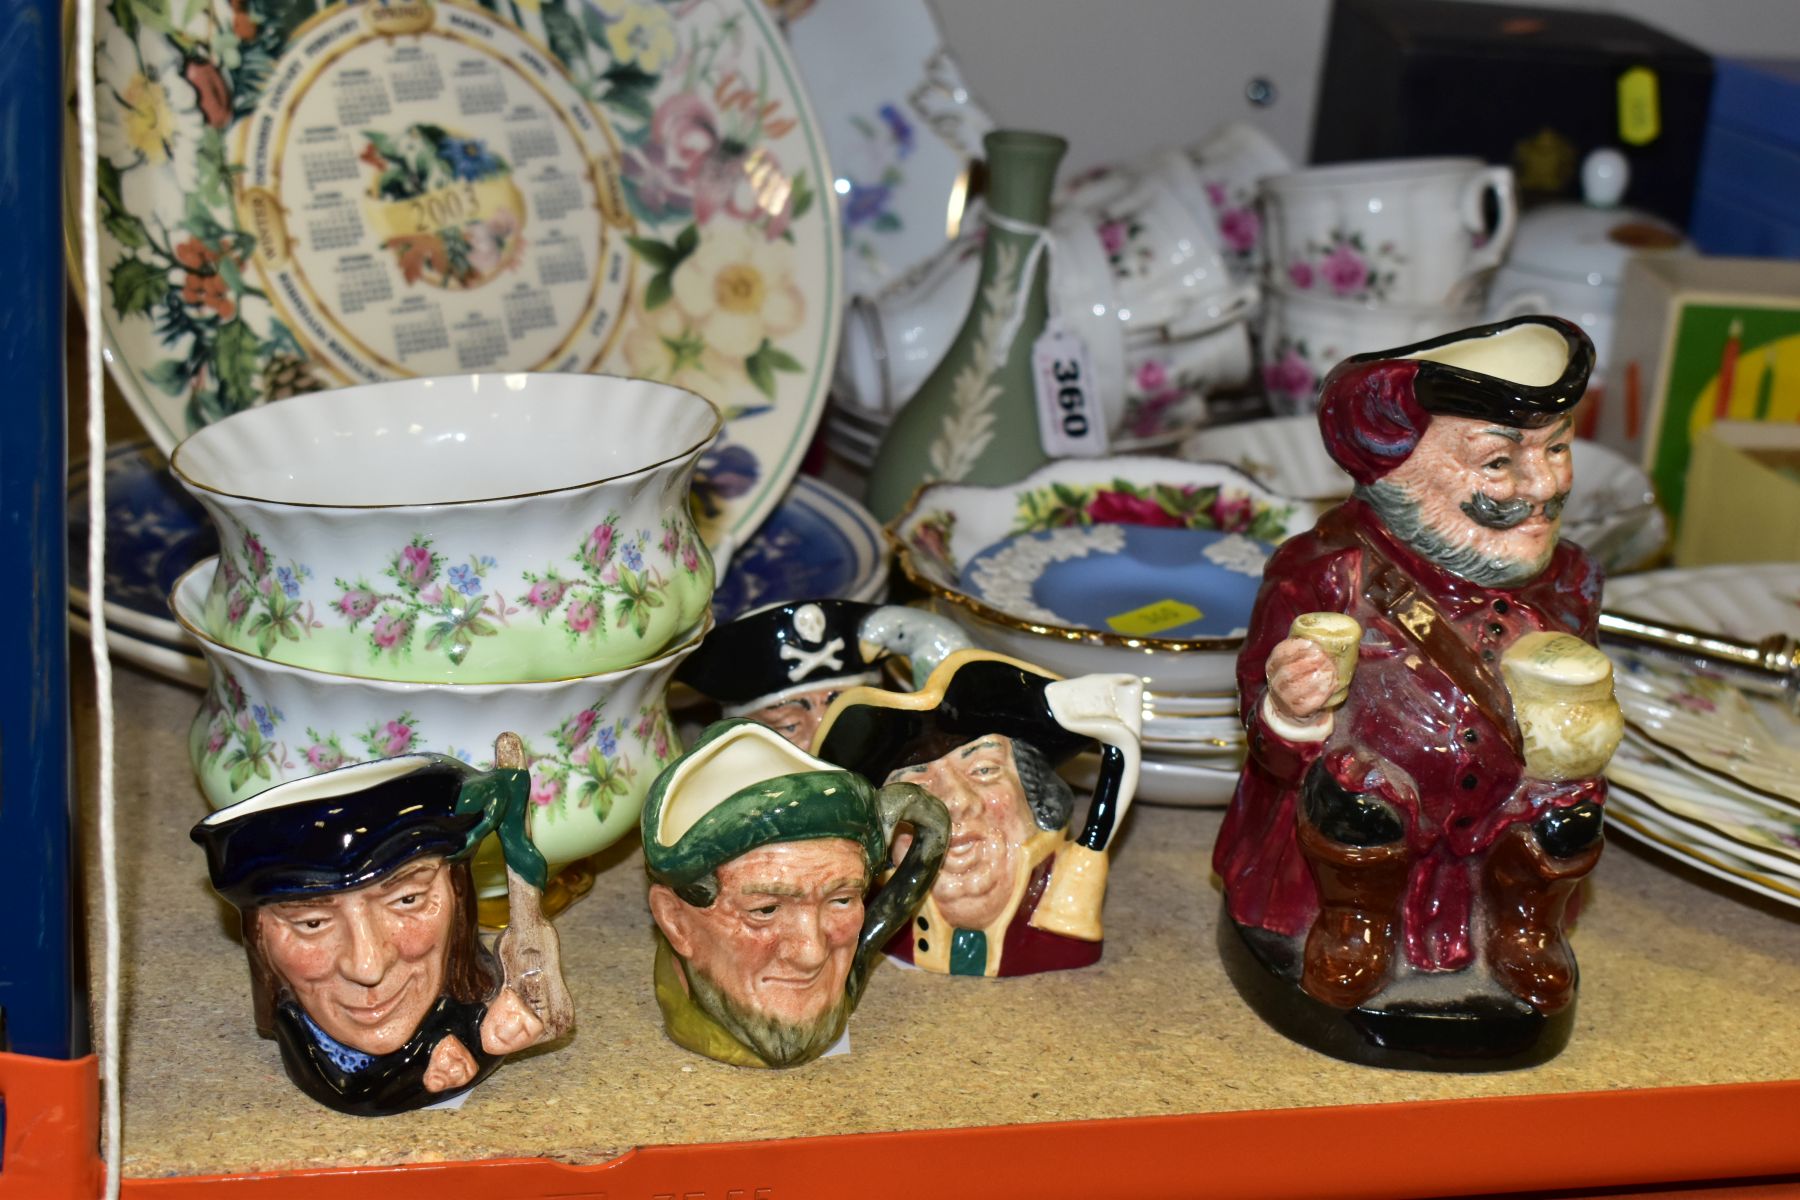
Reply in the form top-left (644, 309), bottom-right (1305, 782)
top-left (109, 258), bottom-right (164, 318)
top-left (790, 171), bottom-right (814, 220)
top-left (626, 235), bottom-right (675, 270)
top-left (579, 0), bottom-right (609, 48)
top-left (144, 359), bottom-right (188, 396)
top-left (213, 319), bottom-right (262, 412)
top-left (761, 343), bottom-right (803, 373)
top-left (674, 223), bottom-right (698, 257)
top-left (643, 271), bottom-right (672, 310)
top-left (103, 209), bottom-right (148, 251)
top-left (540, 0), bottom-right (589, 72)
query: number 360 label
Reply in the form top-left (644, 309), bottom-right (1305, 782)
top-left (1032, 320), bottom-right (1109, 458)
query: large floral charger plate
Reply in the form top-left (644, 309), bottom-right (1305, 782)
top-left (87, 0), bottom-right (839, 552)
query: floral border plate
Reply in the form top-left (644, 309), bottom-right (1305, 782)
top-left (711, 474), bottom-right (886, 621)
top-left (85, 0), bottom-right (839, 553)
top-left (782, 0), bottom-right (990, 296)
top-left (1605, 784), bottom-right (1800, 910)
top-left (68, 441), bottom-right (215, 644)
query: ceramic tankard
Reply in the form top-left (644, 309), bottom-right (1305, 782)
top-left (641, 720), bottom-right (949, 1068)
top-left (1260, 158), bottom-right (1518, 308)
top-left (191, 736), bottom-right (573, 1115)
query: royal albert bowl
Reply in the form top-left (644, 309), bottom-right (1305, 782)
top-left (892, 458), bottom-right (1320, 695)
top-left (173, 557), bottom-right (706, 887)
top-left (170, 373), bottom-right (719, 684)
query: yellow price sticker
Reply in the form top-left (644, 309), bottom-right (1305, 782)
top-left (1106, 599), bottom-right (1202, 637)
top-left (1618, 66), bottom-right (1660, 147)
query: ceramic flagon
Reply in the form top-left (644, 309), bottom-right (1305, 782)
top-left (171, 374), bottom-right (716, 683)
top-left (640, 719), bottom-right (949, 1068)
top-left (1213, 315), bottom-right (1624, 1070)
top-left (191, 738), bottom-right (574, 1115)
top-left (173, 558), bottom-right (703, 888)
top-left (815, 649), bottom-right (1143, 977)
top-left (88, 0), bottom-right (839, 551)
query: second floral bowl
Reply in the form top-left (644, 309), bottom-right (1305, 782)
top-left (170, 373), bottom-right (719, 684)
top-left (173, 557), bottom-right (707, 888)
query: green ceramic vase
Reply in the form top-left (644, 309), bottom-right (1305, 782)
top-left (865, 130), bottom-right (1069, 521)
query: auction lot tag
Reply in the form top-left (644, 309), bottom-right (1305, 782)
top-left (1034, 320), bottom-right (1109, 458)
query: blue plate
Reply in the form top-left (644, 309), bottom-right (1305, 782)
top-left (68, 442), bottom-right (217, 643)
top-left (960, 524), bottom-right (1272, 640)
top-left (711, 476), bottom-right (886, 623)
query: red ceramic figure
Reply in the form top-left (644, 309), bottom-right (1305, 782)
top-left (1214, 315), bottom-right (1624, 1069)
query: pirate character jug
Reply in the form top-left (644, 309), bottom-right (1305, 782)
top-left (1212, 316), bottom-right (1622, 1069)
top-left (192, 734), bottom-right (574, 1115)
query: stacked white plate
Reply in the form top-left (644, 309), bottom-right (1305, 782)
top-left (1065, 691), bottom-right (1245, 809)
top-left (1602, 563), bottom-right (1800, 910)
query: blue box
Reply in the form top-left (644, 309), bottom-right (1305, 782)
top-left (1693, 59), bottom-right (1800, 257)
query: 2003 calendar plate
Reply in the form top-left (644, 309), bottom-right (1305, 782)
top-left (86, 0), bottom-right (839, 550)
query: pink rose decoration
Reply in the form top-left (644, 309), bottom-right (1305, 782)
top-left (636, 710), bottom-right (657, 738)
top-left (568, 708), bottom-right (598, 748)
top-left (1321, 243), bottom-right (1369, 296)
top-left (1218, 207), bottom-right (1260, 255)
top-left (1135, 359), bottom-right (1171, 394)
top-left (583, 522), bottom-right (616, 569)
top-left (1085, 489), bottom-right (1183, 529)
top-left (1097, 219), bottom-right (1128, 257)
top-left (661, 526), bottom-right (679, 556)
top-left (305, 744), bottom-right (346, 771)
top-left (225, 591), bottom-right (249, 625)
top-left (380, 720), bottom-right (413, 756)
top-left (570, 745), bottom-right (591, 767)
top-left (418, 584), bottom-right (444, 606)
top-left (1287, 261), bottom-right (1315, 290)
top-left (1210, 493), bottom-right (1255, 533)
top-left (680, 543), bottom-right (700, 573)
top-left (1261, 348), bottom-right (1316, 399)
top-left (371, 613), bottom-right (409, 650)
top-left (566, 598), bottom-right (598, 633)
top-left (336, 589), bottom-right (377, 620)
top-left (206, 728), bottom-right (228, 753)
top-left (244, 535), bottom-right (267, 576)
top-left (653, 730), bottom-right (672, 760)
top-left (399, 544), bottom-right (434, 588)
top-left (529, 773), bottom-right (562, 808)
top-left (1204, 182), bottom-right (1228, 208)
top-left (526, 579), bottom-right (569, 611)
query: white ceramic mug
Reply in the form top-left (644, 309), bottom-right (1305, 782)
top-left (1258, 285), bottom-right (1479, 415)
top-left (1260, 158), bottom-right (1517, 308)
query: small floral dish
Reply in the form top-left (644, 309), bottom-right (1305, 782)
top-left (172, 557), bottom-right (704, 886)
top-left (86, 0), bottom-right (838, 554)
top-left (69, 441), bottom-right (215, 645)
top-left (783, 0), bottom-right (991, 296)
top-left (171, 373), bottom-right (717, 684)
top-left (894, 458), bottom-right (1317, 694)
top-left (960, 524), bottom-right (1275, 641)
top-left (1180, 416), bottom-right (1669, 573)
top-left (713, 476), bottom-right (887, 622)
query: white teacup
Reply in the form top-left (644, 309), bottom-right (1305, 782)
top-left (1176, 121), bottom-right (1293, 283)
top-left (1258, 285), bottom-right (1479, 415)
top-left (1261, 158), bottom-right (1517, 308)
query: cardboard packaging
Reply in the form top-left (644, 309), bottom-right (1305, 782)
top-left (1311, 0), bottom-right (1713, 229)
top-left (1675, 422), bottom-right (1800, 566)
top-left (1604, 254), bottom-right (1800, 526)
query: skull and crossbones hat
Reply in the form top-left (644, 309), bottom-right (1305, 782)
top-left (676, 599), bottom-right (885, 715)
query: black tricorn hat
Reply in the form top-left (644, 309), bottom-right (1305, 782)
top-left (813, 650), bottom-right (1092, 783)
top-left (191, 756), bottom-right (484, 908)
top-left (1339, 314), bottom-right (1596, 429)
top-left (676, 599), bottom-right (884, 711)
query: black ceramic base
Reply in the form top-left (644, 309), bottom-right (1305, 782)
top-left (1217, 901), bottom-right (1575, 1072)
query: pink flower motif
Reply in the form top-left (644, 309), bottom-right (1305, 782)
top-left (1287, 261), bottom-right (1315, 290)
top-left (225, 591), bottom-right (250, 626)
top-left (661, 526), bottom-right (679, 556)
top-left (653, 730), bottom-right (672, 760)
top-left (305, 744), bottom-right (346, 771)
top-left (1210, 492), bottom-right (1255, 533)
top-left (219, 555), bottom-right (241, 588)
top-left (529, 773), bottom-right (562, 808)
top-left (1135, 359), bottom-right (1171, 394)
top-left (380, 720), bottom-right (413, 756)
top-left (582, 522), bottom-right (616, 569)
top-left (1130, 393), bottom-right (1179, 439)
top-left (1086, 489), bottom-right (1183, 529)
top-left (600, 563), bottom-right (619, 586)
top-left (1261, 348), bottom-right (1316, 399)
top-left (636, 710), bottom-right (657, 738)
top-left (1320, 242), bottom-right (1369, 296)
top-left (570, 744), bottom-right (591, 767)
top-left (1218, 207), bottom-right (1260, 255)
top-left (371, 613), bottom-right (409, 650)
top-left (526, 578), bottom-right (569, 611)
top-left (336, 589), bottom-right (377, 620)
top-left (399, 544), bottom-right (434, 588)
top-left (680, 543), bottom-right (700, 573)
top-left (243, 535), bottom-right (268, 576)
top-left (418, 584), bottom-right (444, 606)
top-left (206, 728), bottom-right (228, 753)
top-left (1204, 182), bottom-right (1227, 208)
top-left (1097, 219), bottom-right (1128, 257)
top-left (567, 708), bottom-right (598, 748)
top-left (566, 598), bottom-right (598, 633)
